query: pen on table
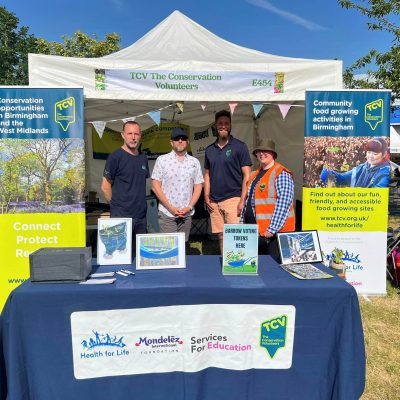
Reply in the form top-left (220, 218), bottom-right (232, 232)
top-left (121, 269), bottom-right (135, 276)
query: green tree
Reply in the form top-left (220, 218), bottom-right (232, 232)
top-left (338, 0), bottom-right (400, 101)
top-left (0, 6), bottom-right (37, 85)
top-left (0, 6), bottom-right (121, 85)
top-left (35, 31), bottom-right (121, 58)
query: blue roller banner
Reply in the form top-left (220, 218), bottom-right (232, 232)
top-left (0, 87), bottom-right (85, 311)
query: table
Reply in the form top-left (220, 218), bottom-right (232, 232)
top-left (0, 256), bottom-right (365, 400)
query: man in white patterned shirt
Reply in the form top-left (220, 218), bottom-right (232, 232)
top-left (151, 128), bottom-right (204, 242)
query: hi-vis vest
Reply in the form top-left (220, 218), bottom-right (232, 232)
top-left (247, 162), bottom-right (295, 234)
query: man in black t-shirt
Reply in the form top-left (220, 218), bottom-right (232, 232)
top-left (101, 121), bottom-right (149, 243)
top-left (204, 110), bottom-right (252, 253)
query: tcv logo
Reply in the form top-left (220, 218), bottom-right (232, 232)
top-left (365, 99), bottom-right (384, 130)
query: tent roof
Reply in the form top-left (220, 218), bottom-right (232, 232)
top-left (29, 10), bottom-right (342, 104)
top-left (103, 10), bottom-right (314, 64)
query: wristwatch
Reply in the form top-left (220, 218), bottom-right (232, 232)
top-left (189, 205), bottom-right (194, 211)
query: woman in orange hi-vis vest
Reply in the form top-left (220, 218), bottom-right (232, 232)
top-left (242, 138), bottom-right (295, 261)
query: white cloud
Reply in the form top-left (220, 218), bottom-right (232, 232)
top-left (246, 0), bottom-right (325, 31)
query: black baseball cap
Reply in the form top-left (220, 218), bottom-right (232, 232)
top-left (171, 128), bottom-right (188, 140)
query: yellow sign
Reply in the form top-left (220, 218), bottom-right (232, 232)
top-left (302, 187), bottom-right (388, 232)
top-left (0, 213), bottom-right (85, 310)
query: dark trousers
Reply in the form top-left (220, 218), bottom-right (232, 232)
top-left (258, 235), bottom-right (280, 263)
top-left (131, 217), bottom-right (147, 256)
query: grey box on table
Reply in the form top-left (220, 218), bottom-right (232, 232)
top-left (29, 247), bottom-right (92, 283)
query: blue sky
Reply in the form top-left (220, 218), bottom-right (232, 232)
top-left (3, 0), bottom-right (393, 70)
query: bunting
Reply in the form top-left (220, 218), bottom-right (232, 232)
top-left (229, 102), bottom-right (238, 115)
top-left (201, 103), bottom-right (207, 111)
top-left (148, 111), bottom-right (161, 126)
top-left (252, 104), bottom-right (263, 118)
top-left (176, 102), bottom-right (184, 113)
top-left (277, 104), bottom-right (292, 119)
top-left (91, 121), bottom-right (106, 138)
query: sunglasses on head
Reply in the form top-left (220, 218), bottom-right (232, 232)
top-left (172, 136), bottom-right (188, 142)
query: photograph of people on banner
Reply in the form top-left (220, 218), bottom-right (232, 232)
top-left (304, 136), bottom-right (390, 189)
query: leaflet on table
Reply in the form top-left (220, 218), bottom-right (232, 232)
top-left (222, 224), bottom-right (258, 275)
top-left (280, 263), bottom-right (333, 280)
top-left (80, 278), bottom-right (116, 285)
top-left (89, 272), bottom-right (115, 278)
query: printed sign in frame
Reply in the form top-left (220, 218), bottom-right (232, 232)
top-left (223, 224), bottom-right (258, 275)
top-left (97, 218), bottom-right (132, 265)
top-left (136, 232), bottom-right (186, 269)
top-left (277, 230), bottom-right (323, 265)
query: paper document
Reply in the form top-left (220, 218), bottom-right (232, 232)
top-left (281, 263), bottom-right (333, 280)
top-left (80, 278), bottom-right (116, 285)
top-left (89, 272), bottom-right (115, 278)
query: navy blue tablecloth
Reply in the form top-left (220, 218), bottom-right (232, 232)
top-left (0, 256), bottom-right (365, 400)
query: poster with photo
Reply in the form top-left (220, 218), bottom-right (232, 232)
top-left (277, 230), bottom-right (322, 265)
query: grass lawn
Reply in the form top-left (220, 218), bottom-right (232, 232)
top-left (188, 235), bottom-right (400, 400)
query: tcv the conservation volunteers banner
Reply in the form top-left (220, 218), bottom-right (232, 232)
top-left (0, 87), bottom-right (85, 310)
top-left (303, 90), bottom-right (391, 295)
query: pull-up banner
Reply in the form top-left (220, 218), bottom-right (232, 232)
top-left (302, 90), bottom-right (391, 295)
top-left (0, 87), bottom-right (86, 310)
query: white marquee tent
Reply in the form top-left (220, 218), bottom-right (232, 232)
top-left (29, 10), bottom-right (343, 201)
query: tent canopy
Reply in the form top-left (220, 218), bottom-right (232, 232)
top-left (28, 11), bottom-right (343, 201)
top-left (29, 10), bottom-right (342, 110)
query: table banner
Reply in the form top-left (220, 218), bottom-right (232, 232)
top-left (0, 87), bottom-right (85, 310)
top-left (71, 304), bottom-right (296, 379)
top-left (303, 90), bottom-right (391, 295)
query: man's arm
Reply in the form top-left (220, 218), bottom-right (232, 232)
top-left (204, 169), bottom-right (214, 210)
top-left (190, 183), bottom-right (203, 209)
top-left (101, 177), bottom-right (113, 203)
top-left (175, 183), bottom-right (204, 217)
top-left (238, 165), bottom-right (251, 216)
top-left (151, 179), bottom-right (179, 216)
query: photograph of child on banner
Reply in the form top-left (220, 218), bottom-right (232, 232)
top-left (303, 136), bottom-right (390, 188)
top-left (320, 137), bottom-right (390, 188)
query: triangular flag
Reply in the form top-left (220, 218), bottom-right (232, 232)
top-left (91, 121), bottom-right (106, 138)
top-left (201, 103), bottom-right (207, 111)
top-left (278, 104), bottom-right (292, 119)
top-left (229, 102), bottom-right (238, 115)
top-left (252, 104), bottom-right (263, 118)
top-left (122, 116), bottom-right (136, 123)
top-left (176, 102), bottom-right (184, 113)
top-left (148, 111), bottom-right (161, 126)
